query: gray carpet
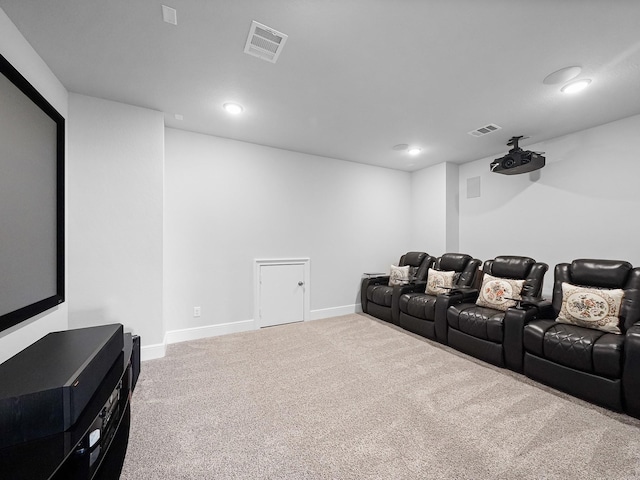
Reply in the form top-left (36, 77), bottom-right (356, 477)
top-left (121, 314), bottom-right (640, 479)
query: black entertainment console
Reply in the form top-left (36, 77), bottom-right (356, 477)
top-left (0, 324), bottom-right (140, 480)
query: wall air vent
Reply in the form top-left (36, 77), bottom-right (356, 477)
top-left (244, 21), bottom-right (288, 63)
top-left (161, 5), bottom-right (177, 25)
top-left (468, 123), bottom-right (502, 137)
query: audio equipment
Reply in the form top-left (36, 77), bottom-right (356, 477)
top-left (0, 324), bottom-right (124, 448)
top-left (131, 334), bottom-right (141, 391)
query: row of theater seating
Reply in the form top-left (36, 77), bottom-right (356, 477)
top-left (360, 252), bottom-right (640, 418)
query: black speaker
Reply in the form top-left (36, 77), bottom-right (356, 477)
top-left (131, 334), bottom-right (141, 391)
top-left (0, 324), bottom-right (124, 448)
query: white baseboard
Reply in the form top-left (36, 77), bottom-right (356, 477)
top-left (165, 319), bottom-right (257, 345)
top-left (141, 319), bottom-right (256, 361)
top-left (309, 303), bottom-right (361, 321)
top-left (141, 307), bottom-right (361, 361)
top-left (140, 342), bottom-right (166, 362)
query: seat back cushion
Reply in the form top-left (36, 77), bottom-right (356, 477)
top-left (399, 251), bottom-right (431, 281)
top-left (437, 253), bottom-right (472, 272)
top-left (434, 253), bottom-right (481, 288)
top-left (488, 256), bottom-right (535, 279)
top-left (486, 256), bottom-right (547, 297)
top-left (570, 259), bottom-right (632, 288)
top-left (555, 259), bottom-right (640, 331)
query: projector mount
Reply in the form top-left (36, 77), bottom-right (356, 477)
top-left (507, 135), bottom-right (524, 151)
top-left (505, 135), bottom-right (544, 155)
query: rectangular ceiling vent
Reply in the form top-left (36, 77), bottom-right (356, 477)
top-left (161, 5), bottom-right (177, 25)
top-left (468, 123), bottom-right (502, 137)
top-left (244, 21), bottom-right (288, 63)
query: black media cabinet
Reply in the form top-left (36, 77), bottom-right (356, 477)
top-left (0, 325), bottom-right (141, 480)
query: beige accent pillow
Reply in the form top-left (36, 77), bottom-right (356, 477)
top-left (557, 282), bottom-right (624, 334)
top-left (389, 265), bottom-right (410, 286)
top-left (476, 274), bottom-right (524, 311)
top-left (426, 269), bottom-right (455, 295)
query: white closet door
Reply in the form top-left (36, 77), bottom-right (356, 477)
top-left (258, 262), bottom-right (305, 327)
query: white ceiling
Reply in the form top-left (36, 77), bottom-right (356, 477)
top-left (2, 0), bottom-right (640, 171)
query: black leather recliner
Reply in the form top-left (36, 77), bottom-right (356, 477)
top-left (361, 252), bottom-right (434, 325)
top-left (397, 253), bottom-right (481, 342)
top-left (522, 259), bottom-right (640, 414)
top-left (445, 255), bottom-right (548, 368)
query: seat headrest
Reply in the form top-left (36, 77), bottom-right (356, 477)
top-left (570, 259), bottom-right (633, 289)
top-left (401, 251), bottom-right (427, 268)
top-left (439, 253), bottom-right (472, 272)
top-left (491, 256), bottom-right (535, 279)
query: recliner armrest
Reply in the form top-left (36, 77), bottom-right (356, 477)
top-left (517, 297), bottom-right (554, 318)
top-left (443, 287), bottom-right (479, 303)
top-left (361, 276), bottom-right (390, 313)
top-left (405, 281), bottom-right (426, 292)
top-left (502, 297), bottom-right (553, 373)
top-left (623, 324), bottom-right (640, 418)
top-left (367, 275), bottom-right (390, 285)
top-left (503, 306), bottom-right (540, 372)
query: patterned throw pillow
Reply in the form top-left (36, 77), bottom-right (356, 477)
top-left (426, 269), bottom-right (455, 295)
top-left (557, 282), bottom-right (624, 334)
top-left (476, 274), bottom-right (524, 311)
top-left (389, 265), bottom-right (410, 286)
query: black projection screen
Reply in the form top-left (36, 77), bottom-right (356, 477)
top-left (0, 53), bottom-right (65, 333)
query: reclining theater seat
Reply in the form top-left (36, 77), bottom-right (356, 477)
top-left (446, 255), bottom-right (548, 368)
top-left (523, 259), bottom-right (640, 414)
top-left (361, 252), bottom-right (434, 325)
top-left (398, 253), bottom-right (481, 342)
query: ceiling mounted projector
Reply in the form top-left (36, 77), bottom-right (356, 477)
top-left (490, 136), bottom-right (545, 175)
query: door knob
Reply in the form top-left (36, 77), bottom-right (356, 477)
top-left (298, 281), bottom-right (304, 286)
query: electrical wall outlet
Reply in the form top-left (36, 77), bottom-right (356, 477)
top-left (193, 306), bottom-right (201, 317)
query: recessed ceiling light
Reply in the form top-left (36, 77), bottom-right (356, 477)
top-left (392, 144), bottom-right (409, 151)
top-left (408, 148), bottom-right (422, 155)
top-left (543, 66), bottom-right (582, 85)
top-left (223, 103), bottom-right (244, 115)
top-left (174, 114), bottom-right (184, 121)
top-left (561, 79), bottom-right (592, 94)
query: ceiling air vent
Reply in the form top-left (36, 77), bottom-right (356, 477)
top-left (244, 21), bottom-right (288, 63)
top-left (468, 123), bottom-right (502, 137)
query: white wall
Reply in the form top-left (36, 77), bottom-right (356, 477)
top-left (67, 94), bottom-right (164, 352)
top-left (459, 114), bottom-right (640, 296)
top-left (0, 8), bottom-right (68, 363)
top-left (164, 128), bottom-right (411, 334)
top-left (411, 163), bottom-right (446, 254)
top-left (445, 162), bottom-right (460, 252)
top-left (410, 162), bottom-right (459, 255)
